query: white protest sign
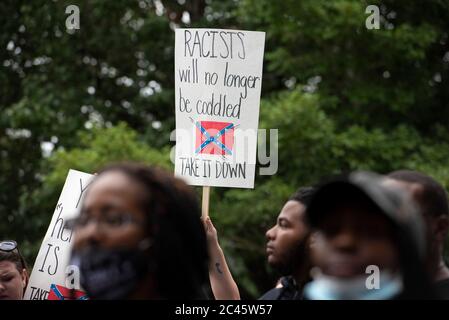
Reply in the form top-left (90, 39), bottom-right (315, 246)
top-left (24, 169), bottom-right (93, 300)
top-left (174, 28), bottom-right (265, 189)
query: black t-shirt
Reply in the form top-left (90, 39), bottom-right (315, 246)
top-left (435, 278), bottom-right (449, 300)
top-left (259, 276), bottom-right (302, 300)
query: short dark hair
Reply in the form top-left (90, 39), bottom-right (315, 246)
top-left (388, 170), bottom-right (449, 217)
top-left (95, 162), bottom-right (209, 299)
top-left (288, 186), bottom-right (316, 207)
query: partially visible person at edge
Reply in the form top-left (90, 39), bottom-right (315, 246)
top-left (303, 171), bottom-right (435, 300)
top-left (387, 170), bottom-right (449, 299)
top-left (69, 162), bottom-right (210, 299)
top-left (0, 240), bottom-right (29, 300)
top-left (259, 187), bottom-right (316, 300)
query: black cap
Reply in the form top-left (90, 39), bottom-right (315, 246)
top-left (306, 171), bottom-right (426, 257)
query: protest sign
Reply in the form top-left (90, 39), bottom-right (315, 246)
top-left (174, 28), bottom-right (265, 189)
top-left (24, 169), bottom-right (93, 300)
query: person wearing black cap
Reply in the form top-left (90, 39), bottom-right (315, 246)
top-left (303, 171), bottom-right (435, 300)
top-left (387, 170), bottom-right (449, 299)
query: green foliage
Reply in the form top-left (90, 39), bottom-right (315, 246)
top-left (260, 88), bottom-right (449, 186)
top-left (1, 0), bottom-right (449, 298)
top-left (46, 122), bottom-right (171, 176)
top-left (9, 123), bottom-right (171, 266)
top-left (238, 0), bottom-right (449, 131)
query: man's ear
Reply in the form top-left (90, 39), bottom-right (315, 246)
top-left (434, 215), bottom-right (449, 243)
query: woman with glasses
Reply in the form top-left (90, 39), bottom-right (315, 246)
top-left (69, 162), bottom-right (209, 299)
top-left (0, 240), bottom-right (29, 300)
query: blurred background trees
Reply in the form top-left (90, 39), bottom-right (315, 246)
top-left (1, 0), bottom-right (449, 298)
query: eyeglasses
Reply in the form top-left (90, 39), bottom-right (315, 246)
top-left (0, 240), bottom-right (26, 270)
top-left (65, 213), bottom-right (143, 231)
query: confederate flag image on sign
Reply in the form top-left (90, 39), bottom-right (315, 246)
top-left (194, 120), bottom-right (235, 156)
top-left (47, 284), bottom-right (88, 300)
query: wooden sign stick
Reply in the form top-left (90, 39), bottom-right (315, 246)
top-left (202, 186), bottom-right (211, 218)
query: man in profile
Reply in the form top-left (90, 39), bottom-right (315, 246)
top-left (260, 187), bottom-right (315, 300)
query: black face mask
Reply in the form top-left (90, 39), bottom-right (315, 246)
top-left (70, 241), bottom-right (152, 300)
